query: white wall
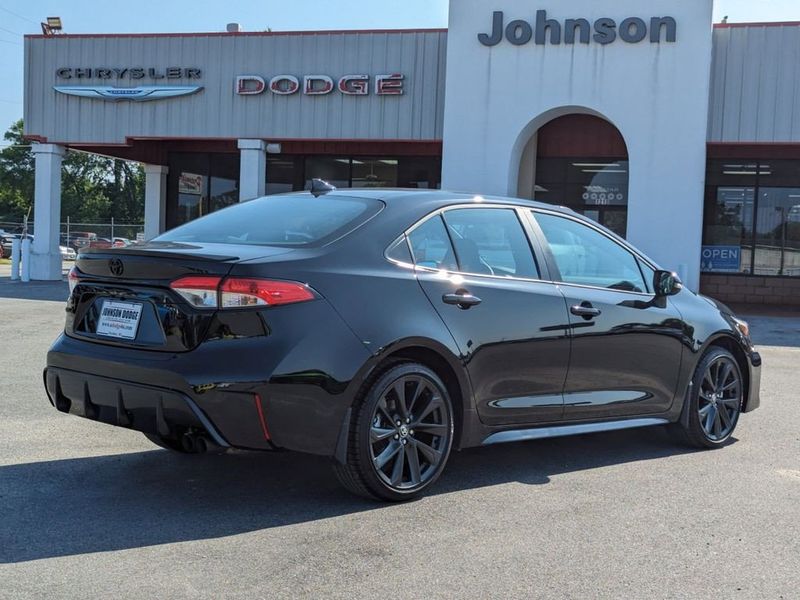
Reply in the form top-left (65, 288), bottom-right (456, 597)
top-left (442, 0), bottom-right (715, 290)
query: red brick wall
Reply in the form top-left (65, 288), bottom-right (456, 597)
top-left (700, 274), bottom-right (800, 307)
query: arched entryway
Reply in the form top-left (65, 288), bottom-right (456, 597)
top-left (517, 114), bottom-right (629, 237)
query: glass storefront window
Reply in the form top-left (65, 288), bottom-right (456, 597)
top-left (267, 156), bottom-right (440, 192)
top-left (701, 187), bottom-right (755, 274)
top-left (177, 172), bottom-right (205, 224)
top-left (304, 157), bottom-right (350, 189)
top-left (169, 153), bottom-right (442, 229)
top-left (534, 157), bottom-right (629, 237)
top-left (168, 152), bottom-right (241, 229)
top-left (351, 158), bottom-right (398, 188)
top-left (702, 159), bottom-right (800, 277)
top-left (209, 176), bottom-right (238, 213)
top-left (397, 157), bottom-right (441, 189)
top-left (266, 157), bottom-right (304, 195)
top-left (209, 154), bottom-right (240, 213)
top-left (754, 188), bottom-right (800, 276)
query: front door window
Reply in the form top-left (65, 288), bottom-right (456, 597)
top-left (534, 211), bottom-right (648, 293)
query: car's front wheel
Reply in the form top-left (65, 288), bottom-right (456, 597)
top-left (674, 346), bottom-right (743, 448)
top-left (334, 362), bottom-right (455, 501)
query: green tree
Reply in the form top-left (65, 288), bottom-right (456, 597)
top-left (0, 120), bottom-right (34, 221)
top-left (0, 119), bottom-right (145, 226)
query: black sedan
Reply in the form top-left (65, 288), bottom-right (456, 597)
top-left (45, 188), bottom-right (761, 501)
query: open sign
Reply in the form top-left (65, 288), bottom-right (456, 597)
top-left (701, 246), bottom-right (741, 272)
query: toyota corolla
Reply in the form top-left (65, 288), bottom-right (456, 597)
top-left (45, 185), bottom-right (761, 501)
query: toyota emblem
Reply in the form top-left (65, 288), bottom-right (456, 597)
top-left (108, 258), bottom-right (124, 276)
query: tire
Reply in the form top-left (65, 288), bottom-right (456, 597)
top-left (334, 362), bottom-right (455, 501)
top-left (672, 346), bottom-right (743, 448)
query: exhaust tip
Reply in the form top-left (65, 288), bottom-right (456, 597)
top-left (180, 434), bottom-right (197, 453)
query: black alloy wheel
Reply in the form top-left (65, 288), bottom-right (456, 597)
top-left (334, 362), bottom-right (454, 501)
top-left (675, 347), bottom-right (743, 448)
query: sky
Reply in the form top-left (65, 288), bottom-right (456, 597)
top-left (1, 0), bottom-right (799, 142)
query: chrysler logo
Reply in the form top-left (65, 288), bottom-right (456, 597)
top-left (108, 258), bottom-right (124, 276)
top-left (53, 85), bottom-right (203, 102)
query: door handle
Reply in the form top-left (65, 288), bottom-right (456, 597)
top-left (442, 289), bottom-right (482, 310)
top-left (570, 303), bottom-right (601, 320)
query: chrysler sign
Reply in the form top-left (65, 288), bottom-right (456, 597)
top-left (55, 67), bottom-right (202, 79)
top-left (479, 10), bottom-right (677, 46)
top-left (54, 86), bottom-right (202, 101)
top-left (54, 66), bottom-right (204, 102)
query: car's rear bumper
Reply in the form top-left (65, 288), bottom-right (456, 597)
top-left (44, 366), bottom-right (272, 450)
top-left (45, 296), bottom-right (373, 456)
top-left (744, 348), bottom-right (762, 413)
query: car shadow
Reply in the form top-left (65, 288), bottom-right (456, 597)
top-left (0, 426), bottom-right (702, 564)
top-left (0, 278), bottom-right (69, 302)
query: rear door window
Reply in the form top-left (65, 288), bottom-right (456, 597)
top-left (156, 194), bottom-right (382, 247)
top-left (407, 215), bottom-right (458, 271)
top-left (442, 208), bottom-right (539, 278)
top-left (533, 211), bottom-right (648, 292)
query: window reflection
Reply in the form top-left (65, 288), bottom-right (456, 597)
top-left (268, 156), bottom-right (440, 192)
top-left (702, 187), bottom-right (754, 274)
top-left (304, 157), bottom-right (350, 190)
top-left (702, 160), bottom-right (800, 276)
top-left (168, 153), bottom-right (241, 229)
top-left (755, 188), bottom-right (800, 276)
top-left (351, 159), bottom-right (398, 188)
top-left (535, 158), bottom-right (629, 237)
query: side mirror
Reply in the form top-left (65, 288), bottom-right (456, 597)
top-left (653, 270), bottom-right (682, 297)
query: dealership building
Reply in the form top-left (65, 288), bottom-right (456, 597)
top-left (22, 0), bottom-right (800, 305)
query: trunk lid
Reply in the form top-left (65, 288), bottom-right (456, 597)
top-left (68, 242), bottom-right (293, 352)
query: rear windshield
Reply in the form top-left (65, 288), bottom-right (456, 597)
top-left (155, 194), bottom-right (382, 247)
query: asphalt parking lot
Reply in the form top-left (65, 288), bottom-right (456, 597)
top-left (1, 279), bottom-right (798, 599)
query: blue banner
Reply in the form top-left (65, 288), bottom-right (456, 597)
top-left (701, 246), bottom-right (741, 272)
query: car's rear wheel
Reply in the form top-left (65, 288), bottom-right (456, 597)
top-left (674, 346), bottom-right (743, 448)
top-left (334, 362), bottom-right (454, 501)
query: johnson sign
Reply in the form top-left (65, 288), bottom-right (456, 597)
top-left (478, 10), bottom-right (677, 46)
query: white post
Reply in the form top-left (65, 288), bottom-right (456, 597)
top-left (30, 144), bottom-right (66, 281)
top-left (10, 237), bottom-right (20, 281)
top-left (21, 237), bottom-right (31, 282)
top-left (143, 164), bottom-right (169, 240)
top-left (237, 139), bottom-right (267, 201)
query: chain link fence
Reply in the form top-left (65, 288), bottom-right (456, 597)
top-left (0, 219), bottom-right (145, 249)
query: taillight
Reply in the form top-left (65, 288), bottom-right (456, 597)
top-left (68, 266), bottom-right (80, 293)
top-left (169, 276), bottom-right (315, 309)
top-left (220, 277), bottom-right (315, 308)
top-left (169, 276), bottom-right (222, 308)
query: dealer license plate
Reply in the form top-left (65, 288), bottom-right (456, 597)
top-left (96, 300), bottom-right (143, 340)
